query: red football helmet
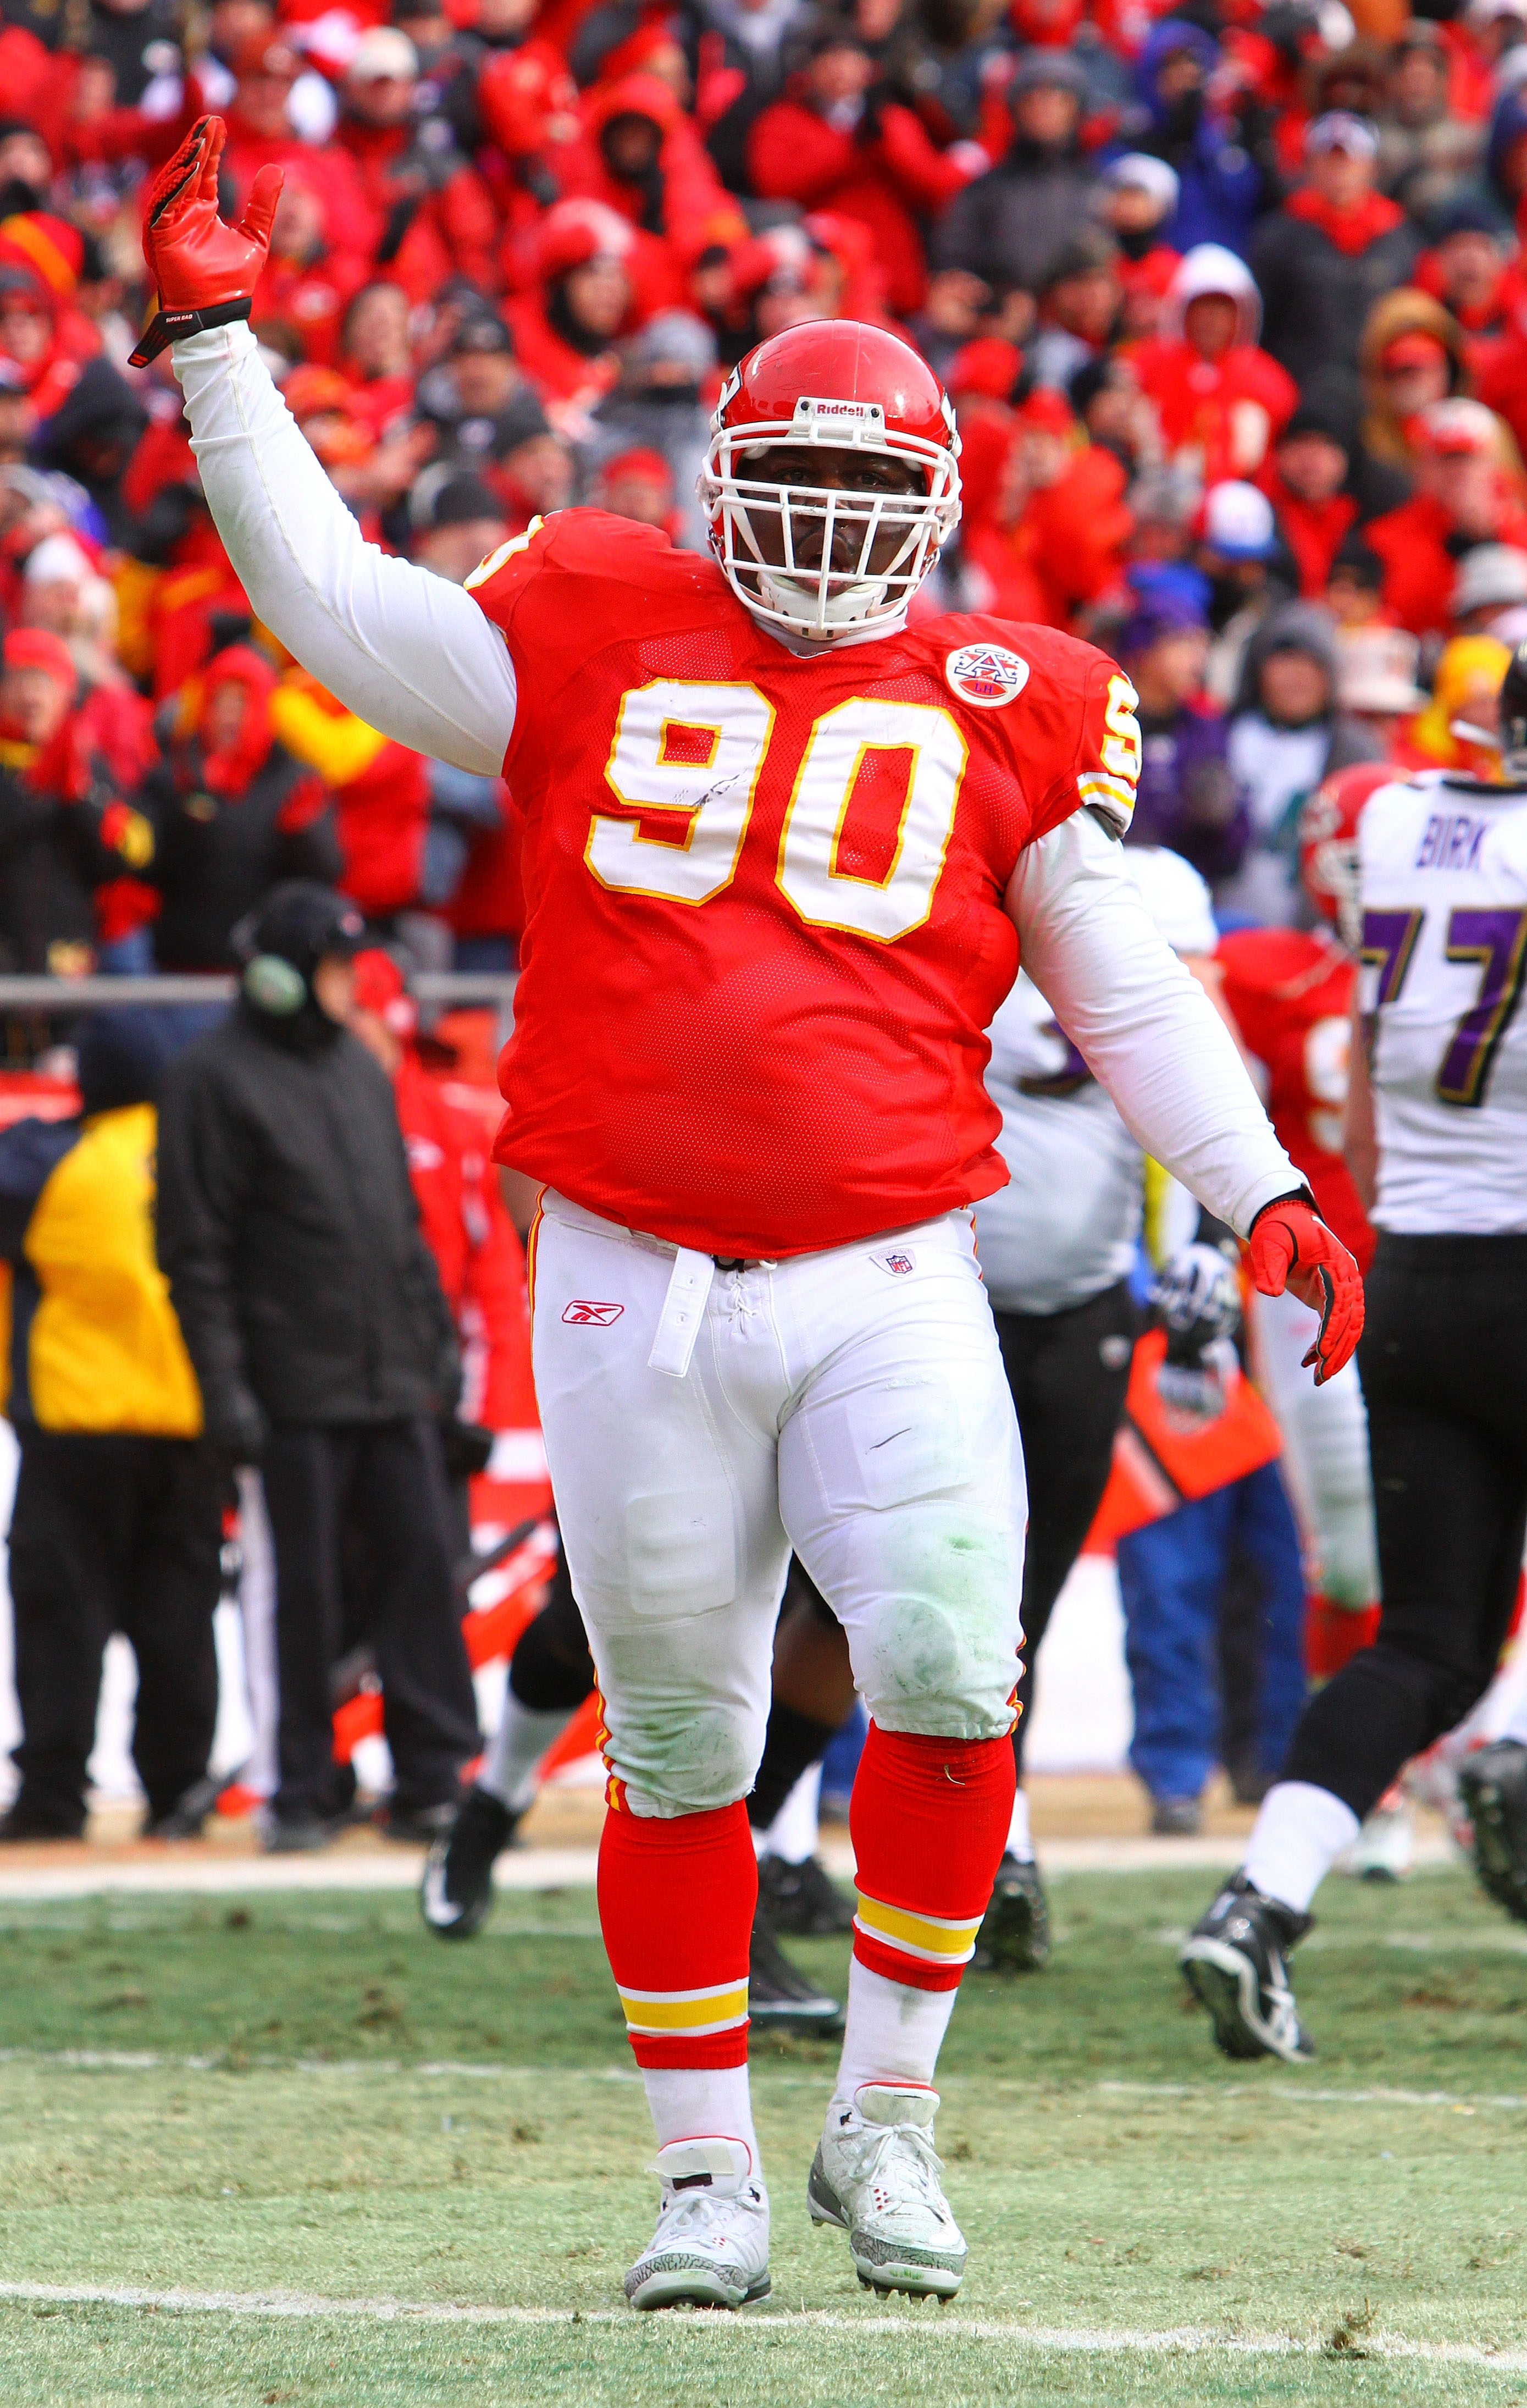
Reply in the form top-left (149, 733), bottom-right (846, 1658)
top-left (700, 320), bottom-right (961, 641)
top-left (1298, 762), bottom-right (1396, 949)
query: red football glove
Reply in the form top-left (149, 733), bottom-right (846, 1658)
top-left (130, 117), bottom-right (283, 368)
top-left (1247, 1191), bottom-right (1364, 1387)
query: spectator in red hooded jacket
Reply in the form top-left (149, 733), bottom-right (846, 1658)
top-left (0, 263), bottom-right (93, 434)
top-left (143, 644), bottom-right (340, 969)
top-left (748, 27), bottom-right (984, 318)
top-left (503, 201), bottom-right (642, 418)
top-left (0, 627), bottom-right (156, 978)
top-left (1129, 243), bottom-right (1296, 489)
top-left (567, 68), bottom-right (740, 269)
top-left (1364, 395), bottom-right (1527, 637)
top-left (348, 946), bottom-right (531, 1433)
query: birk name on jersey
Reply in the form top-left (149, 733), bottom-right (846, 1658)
top-left (1359, 772), bottom-right (1527, 1235)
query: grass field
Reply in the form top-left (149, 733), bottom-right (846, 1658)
top-left (1, 1863), bottom-right (1524, 2405)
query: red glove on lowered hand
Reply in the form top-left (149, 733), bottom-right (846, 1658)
top-left (130, 117), bottom-right (283, 368)
top-left (1247, 1191), bottom-right (1364, 1386)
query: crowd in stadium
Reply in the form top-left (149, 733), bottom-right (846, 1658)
top-left (1, 0), bottom-right (1526, 1918)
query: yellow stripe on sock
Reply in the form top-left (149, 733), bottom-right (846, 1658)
top-left (616, 1980), bottom-right (749, 2036)
top-left (854, 1893), bottom-right (982, 1963)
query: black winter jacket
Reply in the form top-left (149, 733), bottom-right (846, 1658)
top-left (156, 1000), bottom-right (460, 1441)
top-left (1250, 209), bottom-right (1421, 389)
top-left (145, 740), bottom-right (342, 970)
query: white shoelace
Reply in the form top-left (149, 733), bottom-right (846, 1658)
top-left (648, 2183), bottom-right (755, 2257)
top-left (854, 2121), bottom-right (948, 2219)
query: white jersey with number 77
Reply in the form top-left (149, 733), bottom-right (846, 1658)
top-left (1359, 769), bottom-right (1527, 1234)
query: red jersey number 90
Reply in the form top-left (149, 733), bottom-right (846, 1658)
top-left (589, 679), bottom-right (970, 945)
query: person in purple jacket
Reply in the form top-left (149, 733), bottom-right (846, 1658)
top-left (1117, 586), bottom-right (1249, 885)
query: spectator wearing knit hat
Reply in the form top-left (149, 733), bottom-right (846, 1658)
top-left (1258, 381), bottom-right (1376, 601)
top-left (933, 51), bottom-right (1096, 295)
top-left (1115, 582), bottom-right (1247, 883)
top-left (1251, 113), bottom-right (1421, 388)
top-left (1223, 602), bottom-right (1380, 925)
top-left (1098, 154), bottom-right (1182, 340)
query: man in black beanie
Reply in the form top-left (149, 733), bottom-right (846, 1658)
top-left (156, 881), bottom-right (480, 1849)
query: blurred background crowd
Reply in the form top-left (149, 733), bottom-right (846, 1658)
top-left (1, 0), bottom-right (1526, 1858)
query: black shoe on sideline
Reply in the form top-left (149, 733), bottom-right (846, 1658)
top-left (381, 1799), bottom-right (460, 1846)
top-left (756, 1851), bottom-right (856, 1936)
top-left (1152, 1795), bottom-right (1204, 1836)
top-left (1179, 1871), bottom-right (1314, 2062)
top-left (748, 1903), bottom-right (843, 2035)
top-left (0, 1804), bottom-right (85, 1843)
top-left (420, 1788), bottom-right (518, 1938)
top-left (263, 1809), bottom-right (345, 1855)
top-left (972, 1852), bottom-right (1050, 1972)
top-left (1459, 1741), bottom-right (1527, 1927)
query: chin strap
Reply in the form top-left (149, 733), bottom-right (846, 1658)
top-left (129, 293), bottom-right (252, 369)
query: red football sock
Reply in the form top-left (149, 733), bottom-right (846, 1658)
top-left (849, 1722), bottom-right (1015, 1991)
top-left (1305, 1595), bottom-right (1381, 1682)
top-left (597, 1798), bottom-right (757, 2068)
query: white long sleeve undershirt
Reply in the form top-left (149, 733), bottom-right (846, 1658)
top-left (1008, 811), bottom-right (1298, 1238)
top-left (174, 323), bottom-right (517, 774)
top-left (174, 326), bottom-right (1299, 1240)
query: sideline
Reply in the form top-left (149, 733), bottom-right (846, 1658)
top-left (0, 1831), bottom-right (1456, 1903)
top-left (0, 2279), bottom-right (1522, 2368)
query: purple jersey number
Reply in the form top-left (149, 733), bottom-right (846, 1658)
top-left (1436, 907), bottom-right (1527, 1107)
top-left (1358, 907), bottom-right (1423, 1063)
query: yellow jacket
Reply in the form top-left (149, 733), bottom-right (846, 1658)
top-left (1, 1102), bottom-right (202, 1436)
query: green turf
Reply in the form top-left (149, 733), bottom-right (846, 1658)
top-left (0, 1865), bottom-right (1524, 2405)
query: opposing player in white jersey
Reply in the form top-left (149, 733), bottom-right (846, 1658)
top-left (974, 845), bottom-right (1221, 1967)
top-left (1182, 644), bottom-right (1527, 2058)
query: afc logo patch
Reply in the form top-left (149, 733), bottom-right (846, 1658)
top-left (562, 1299), bottom-right (625, 1325)
top-left (871, 1249), bottom-right (917, 1277)
top-left (944, 643), bottom-right (1030, 709)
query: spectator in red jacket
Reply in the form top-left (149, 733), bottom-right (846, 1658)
top-left (568, 68), bottom-right (740, 267)
top-left (1259, 388), bottom-right (1360, 601)
top-left (748, 28), bottom-right (982, 318)
top-left (502, 202), bottom-right (640, 417)
top-left (336, 28), bottom-right (497, 302)
top-left (1364, 395), bottom-right (1527, 637)
top-left (220, 32), bottom-right (376, 266)
top-left (349, 947), bottom-right (530, 1434)
top-left (959, 389), bottom-right (1133, 627)
top-left (252, 174), bottom-right (370, 368)
top-left (1099, 153), bottom-right (1182, 340)
top-left (1130, 243), bottom-right (1297, 489)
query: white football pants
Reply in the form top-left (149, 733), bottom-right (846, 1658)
top-left (530, 1192), bottom-right (1026, 1819)
top-left (1255, 1284), bottom-right (1379, 1609)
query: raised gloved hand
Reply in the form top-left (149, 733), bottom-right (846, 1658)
top-left (1247, 1190), bottom-right (1364, 1386)
top-left (130, 116), bottom-right (283, 367)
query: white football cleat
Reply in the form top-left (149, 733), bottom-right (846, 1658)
top-left (807, 2084), bottom-right (966, 2299)
top-left (1334, 1791), bottom-right (1414, 1882)
top-left (624, 2138), bottom-right (771, 2311)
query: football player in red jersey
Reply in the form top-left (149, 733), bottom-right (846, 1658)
top-left (136, 118), bottom-right (1363, 2313)
top-left (1217, 763), bottom-right (1390, 1685)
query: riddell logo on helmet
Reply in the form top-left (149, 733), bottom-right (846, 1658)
top-left (794, 397), bottom-right (884, 434)
top-left (562, 1299), bottom-right (624, 1325)
top-left (944, 643), bottom-right (1030, 709)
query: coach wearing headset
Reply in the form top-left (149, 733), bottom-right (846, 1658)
top-left (156, 880), bottom-right (479, 1851)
